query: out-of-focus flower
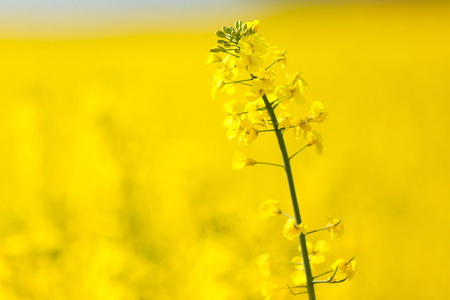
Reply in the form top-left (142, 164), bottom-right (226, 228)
top-left (236, 52), bottom-right (265, 74)
top-left (290, 255), bottom-right (304, 270)
top-left (246, 69), bottom-right (276, 102)
top-left (257, 254), bottom-right (271, 277)
top-left (236, 33), bottom-right (268, 74)
top-left (245, 20), bottom-right (260, 33)
top-left (272, 48), bottom-right (287, 69)
top-left (310, 240), bottom-right (330, 265)
top-left (261, 281), bottom-right (280, 299)
top-left (211, 75), bottom-right (235, 100)
top-left (256, 254), bottom-right (280, 277)
top-left (259, 199), bottom-right (282, 218)
top-left (239, 126), bottom-right (259, 145)
top-left (210, 54), bottom-right (238, 99)
top-left (331, 258), bottom-right (357, 281)
top-left (294, 240), bottom-right (329, 266)
top-left (248, 109), bottom-right (269, 128)
top-left (223, 114), bottom-right (240, 140)
top-left (205, 52), bottom-right (223, 65)
top-left (238, 34), bottom-right (268, 57)
top-left (326, 217), bottom-right (344, 240)
top-left (278, 115), bottom-right (291, 133)
top-left (307, 130), bottom-right (323, 154)
top-left (293, 119), bottom-right (311, 140)
top-left (291, 269), bottom-right (306, 286)
top-left (232, 150), bottom-right (256, 170)
top-left (283, 219), bottom-right (307, 240)
top-left (275, 72), bottom-right (307, 104)
top-left (308, 101), bottom-right (328, 122)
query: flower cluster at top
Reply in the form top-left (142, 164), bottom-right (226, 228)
top-left (207, 20), bottom-right (327, 148)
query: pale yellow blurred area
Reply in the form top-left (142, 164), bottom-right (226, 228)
top-left (1, 1), bottom-right (450, 299)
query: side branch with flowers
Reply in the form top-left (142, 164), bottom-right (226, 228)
top-left (207, 21), bottom-right (355, 299)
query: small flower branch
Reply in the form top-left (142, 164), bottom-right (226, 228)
top-left (265, 51), bottom-right (286, 70)
top-left (306, 220), bottom-right (342, 235)
top-left (287, 284), bottom-right (308, 296)
top-left (265, 60), bottom-right (277, 70)
top-left (254, 161), bottom-right (285, 169)
top-left (262, 94), bottom-right (316, 300)
top-left (313, 270), bottom-right (334, 279)
top-left (288, 267), bottom-right (348, 297)
top-left (281, 211), bottom-right (295, 219)
top-left (226, 100), bottom-right (278, 116)
top-left (289, 144), bottom-right (309, 160)
top-left (305, 228), bottom-right (327, 235)
top-left (224, 78), bottom-right (254, 85)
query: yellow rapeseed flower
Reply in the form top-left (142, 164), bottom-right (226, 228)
top-left (222, 99), bottom-right (246, 114)
top-left (293, 119), bottom-right (312, 140)
top-left (308, 101), bottom-right (328, 122)
top-left (331, 258), bottom-right (357, 281)
top-left (256, 254), bottom-right (280, 277)
top-left (211, 75), bottom-right (235, 100)
top-left (275, 72), bottom-right (306, 104)
top-left (239, 126), bottom-right (259, 145)
top-left (314, 239), bottom-right (330, 254)
top-left (210, 54), bottom-right (238, 99)
top-left (236, 52), bottom-right (265, 74)
top-left (232, 150), bottom-right (256, 170)
top-left (222, 101), bottom-right (242, 141)
top-left (257, 254), bottom-right (271, 277)
top-left (291, 270), bottom-right (306, 286)
top-left (261, 281), bottom-right (280, 299)
top-left (245, 20), bottom-right (260, 33)
top-left (326, 217), bottom-right (344, 240)
top-left (290, 255), bottom-right (304, 270)
top-left (271, 47), bottom-right (287, 69)
top-left (259, 199), bottom-right (282, 218)
top-left (247, 109), bottom-right (269, 128)
top-left (294, 240), bottom-right (329, 266)
top-left (278, 115), bottom-right (291, 133)
top-left (223, 114), bottom-right (240, 131)
top-left (205, 52), bottom-right (223, 65)
top-left (310, 240), bottom-right (330, 265)
top-left (246, 69), bottom-right (275, 102)
top-left (283, 219), bottom-right (307, 240)
top-left (238, 34), bottom-right (268, 57)
top-left (307, 130), bottom-right (323, 154)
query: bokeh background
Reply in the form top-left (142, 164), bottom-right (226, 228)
top-left (1, 0), bottom-right (449, 299)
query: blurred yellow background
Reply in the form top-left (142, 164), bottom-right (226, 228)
top-left (1, 1), bottom-right (449, 299)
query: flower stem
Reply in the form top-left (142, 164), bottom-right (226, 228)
top-left (280, 212), bottom-right (294, 219)
top-left (289, 144), bottom-right (309, 160)
top-left (265, 60), bottom-right (277, 70)
top-left (313, 270), bottom-right (334, 279)
top-left (255, 162), bottom-right (285, 169)
top-left (224, 78), bottom-right (254, 85)
top-left (306, 228), bottom-right (327, 235)
top-left (262, 94), bottom-right (316, 300)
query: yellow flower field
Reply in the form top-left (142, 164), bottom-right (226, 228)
top-left (1, 1), bottom-right (449, 299)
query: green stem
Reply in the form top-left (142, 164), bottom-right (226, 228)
top-left (313, 270), bottom-right (334, 279)
top-left (265, 60), bottom-right (277, 70)
top-left (262, 94), bottom-right (316, 300)
top-left (224, 51), bottom-right (239, 58)
top-left (289, 144), bottom-right (309, 160)
top-left (280, 212), bottom-right (294, 219)
top-left (224, 78), bottom-right (254, 85)
top-left (306, 227), bottom-right (327, 235)
top-left (255, 162), bottom-right (285, 169)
